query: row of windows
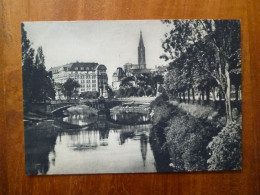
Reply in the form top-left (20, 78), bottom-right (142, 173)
top-left (74, 75), bottom-right (96, 79)
top-left (73, 67), bottom-right (95, 71)
top-left (80, 80), bottom-right (96, 83)
top-left (54, 74), bottom-right (106, 80)
top-left (80, 88), bottom-right (97, 92)
top-left (81, 84), bottom-right (96, 87)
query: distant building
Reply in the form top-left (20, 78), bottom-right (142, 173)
top-left (123, 31), bottom-right (151, 76)
top-left (112, 31), bottom-right (151, 89)
top-left (112, 67), bottom-right (126, 90)
top-left (49, 62), bottom-right (108, 98)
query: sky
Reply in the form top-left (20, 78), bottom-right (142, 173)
top-left (24, 20), bottom-right (171, 85)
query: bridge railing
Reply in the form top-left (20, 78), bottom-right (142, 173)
top-left (51, 99), bottom-right (79, 104)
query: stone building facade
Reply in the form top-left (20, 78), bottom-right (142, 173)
top-left (49, 62), bottom-right (108, 98)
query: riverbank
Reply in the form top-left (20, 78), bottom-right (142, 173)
top-left (149, 94), bottom-right (242, 171)
top-left (23, 111), bottom-right (53, 128)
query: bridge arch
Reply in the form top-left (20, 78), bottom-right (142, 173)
top-left (51, 105), bottom-right (73, 115)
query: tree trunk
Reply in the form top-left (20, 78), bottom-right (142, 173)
top-left (183, 91), bottom-right (186, 102)
top-left (225, 63), bottom-right (233, 123)
top-left (235, 85), bottom-right (239, 101)
top-left (201, 89), bottom-right (205, 104)
top-left (192, 88), bottom-right (195, 103)
top-left (211, 87), bottom-right (216, 102)
top-left (179, 92), bottom-right (182, 102)
top-left (218, 87), bottom-right (222, 102)
top-left (188, 88), bottom-right (190, 103)
top-left (191, 88), bottom-right (195, 103)
top-left (206, 87), bottom-right (210, 103)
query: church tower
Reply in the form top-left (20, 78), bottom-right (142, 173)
top-left (138, 31), bottom-right (146, 69)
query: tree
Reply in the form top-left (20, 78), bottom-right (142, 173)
top-left (137, 88), bottom-right (144, 97)
top-left (105, 85), bottom-right (114, 98)
top-left (161, 20), bottom-right (241, 123)
top-left (80, 91), bottom-right (99, 99)
top-left (135, 73), bottom-right (153, 96)
top-left (153, 73), bottom-right (164, 96)
top-left (120, 76), bottom-right (135, 88)
top-left (31, 47), bottom-right (55, 102)
top-left (63, 78), bottom-right (80, 99)
top-left (22, 24), bottom-right (55, 105)
top-left (22, 23), bottom-right (35, 103)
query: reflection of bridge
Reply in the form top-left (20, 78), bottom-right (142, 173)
top-left (52, 115), bottom-right (151, 131)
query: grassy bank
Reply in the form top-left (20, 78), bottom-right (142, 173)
top-left (149, 94), bottom-right (242, 171)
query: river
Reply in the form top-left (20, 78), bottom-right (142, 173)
top-left (25, 106), bottom-right (167, 175)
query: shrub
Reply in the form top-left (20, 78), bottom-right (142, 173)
top-left (146, 87), bottom-right (153, 96)
top-left (151, 103), bottom-right (172, 125)
top-left (137, 88), bottom-right (144, 97)
top-left (150, 93), bottom-right (169, 108)
top-left (118, 88), bottom-right (126, 97)
top-left (164, 112), bottom-right (217, 171)
top-left (165, 113), bottom-right (209, 171)
top-left (80, 91), bottom-right (99, 99)
top-left (207, 122), bottom-right (242, 170)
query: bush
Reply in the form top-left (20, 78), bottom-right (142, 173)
top-left (151, 103), bottom-right (173, 125)
top-left (150, 93), bottom-right (169, 108)
top-left (158, 85), bottom-right (166, 93)
top-left (80, 91), bottom-right (99, 99)
top-left (118, 88), bottom-right (126, 97)
top-left (207, 122), bottom-right (242, 170)
top-left (164, 111), bottom-right (218, 171)
top-left (137, 88), bottom-right (144, 97)
top-left (146, 87), bottom-right (153, 96)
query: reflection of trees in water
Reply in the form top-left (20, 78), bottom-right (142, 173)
top-left (140, 134), bottom-right (148, 167)
top-left (25, 121), bottom-right (58, 175)
top-left (63, 113), bottom-right (98, 126)
top-left (149, 125), bottom-right (173, 172)
top-left (110, 111), bottom-right (150, 125)
top-left (119, 131), bottom-right (135, 145)
top-left (66, 130), bottom-right (99, 150)
top-left (99, 129), bottom-right (109, 140)
top-left (117, 127), bottom-right (149, 168)
top-left (63, 127), bottom-right (110, 150)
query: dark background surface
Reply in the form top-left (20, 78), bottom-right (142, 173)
top-left (1, 0), bottom-right (259, 194)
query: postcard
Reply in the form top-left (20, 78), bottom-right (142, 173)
top-left (22, 20), bottom-right (242, 175)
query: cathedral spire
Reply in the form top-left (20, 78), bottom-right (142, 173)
top-left (138, 31), bottom-right (146, 69)
top-left (139, 31), bottom-right (144, 48)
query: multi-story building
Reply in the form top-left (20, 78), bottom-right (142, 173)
top-left (49, 62), bottom-right (108, 98)
top-left (112, 67), bottom-right (126, 90)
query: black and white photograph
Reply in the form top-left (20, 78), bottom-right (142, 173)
top-left (22, 20), bottom-right (242, 175)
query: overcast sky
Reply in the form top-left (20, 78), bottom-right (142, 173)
top-left (24, 20), bottom-right (170, 84)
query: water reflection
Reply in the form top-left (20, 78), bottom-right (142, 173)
top-left (63, 113), bottom-right (97, 126)
top-left (25, 109), bottom-right (157, 175)
top-left (110, 111), bottom-right (150, 125)
top-left (24, 121), bottom-right (58, 175)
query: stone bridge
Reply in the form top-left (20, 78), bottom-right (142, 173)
top-left (31, 98), bottom-right (153, 116)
